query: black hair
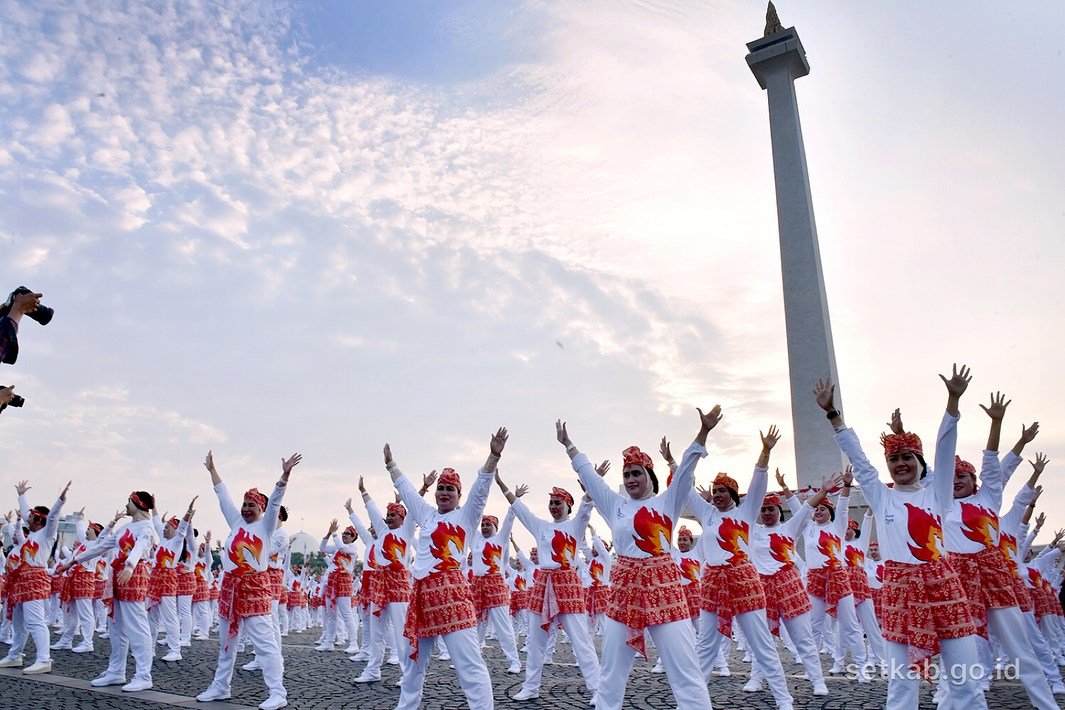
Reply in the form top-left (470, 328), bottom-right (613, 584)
top-left (648, 468), bottom-right (659, 495)
top-left (131, 491), bottom-right (155, 511)
top-left (818, 502), bottom-right (835, 522)
top-left (726, 488), bottom-right (740, 506)
top-left (279, 506), bottom-right (289, 522)
top-left (193, 528), bottom-right (200, 538)
top-left (30, 505), bottom-right (50, 522)
top-left (852, 527), bottom-right (861, 539)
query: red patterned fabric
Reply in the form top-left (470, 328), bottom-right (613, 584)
top-left (177, 570), bottom-right (195, 596)
top-left (438, 468), bottom-right (462, 493)
top-left (286, 590), bottom-right (305, 608)
top-left (374, 567), bottom-right (411, 612)
top-left (267, 568), bottom-right (285, 601)
top-left (210, 584), bottom-right (220, 601)
top-left (606, 554), bottom-right (690, 657)
top-left (193, 576), bottom-right (210, 603)
top-left (1009, 571), bottom-right (1033, 613)
top-left (324, 569), bottom-right (354, 608)
top-left (847, 564), bottom-right (871, 603)
top-left (871, 587), bottom-right (883, 623)
top-left (148, 566), bottom-right (178, 604)
top-left (881, 558), bottom-right (979, 664)
top-left (948, 549), bottom-right (1021, 639)
top-left (218, 570), bottom-right (273, 649)
top-left (882, 432), bottom-right (923, 457)
top-left (509, 589), bottom-right (528, 616)
top-left (356, 569), bottom-right (376, 608)
top-left (683, 582), bottom-right (701, 620)
top-left (471, 573), bottom-right (510, 620)
top-left (5, 566), bottom-right (50, 619)
top-left (713, 473), bottom-right (739, 493)
top-left (112, 560), bottom-right (150, 603)
top-left (586, 585), bottom-right (610, 617)
top-left (621, 446), bottom-right (653, 470)
top-left (528, 568), bottom-right (586, 629)
top-left (806, 565), bottom-right (853, 618)
top-left (1033, 585), bottom-right (1059, 620)
top-left (50, 573), bottom-right (65, 595)
top-left (549, 487), bottom-right (574, 508)
top-left (61, 568), bottom-right (96, 607)
top-left (403, 570), bottom-right (476, 660)
top-left (93, 579), bottom-right (106, 599)
top-left (699, 562), bottom-right (765, 638)
top-left (760, 565), bottom-right (812, 635)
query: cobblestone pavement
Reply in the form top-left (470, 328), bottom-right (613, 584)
top-left (0, 627), bottom-right (1058, 709)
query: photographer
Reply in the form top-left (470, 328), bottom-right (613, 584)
top-left (0, 385), bottom-right (17, 414)
top-left (0, 288), bottom-right (51, 365)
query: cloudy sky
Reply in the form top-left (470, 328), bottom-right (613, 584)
top-left (2, 0), bottom-right (1063, 550)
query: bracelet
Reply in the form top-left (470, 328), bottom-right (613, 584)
top-left (565, 443), bottom-right (576, 453)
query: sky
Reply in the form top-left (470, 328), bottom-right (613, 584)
top-left (1, 0), bottom-right (1063, 552)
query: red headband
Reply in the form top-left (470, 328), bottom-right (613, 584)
top-left (714, 473), bottom-right (739, 493)
top-left (550, 487), bottom-right (574, 508)
top-left (88, 522), bottom-right (104, 535)
top-left (386, 502), bottom-right (407, 519)
top-left (763, 493), bottom-right (783, 508)
top-left (882, 432), bottom-right (923, 458)
top-left (28, 508), bottom-right (47, 524)
top-left (243, 488), bottom-right (267, 510)
top-left (847, 519), bottom-right (859, 532)
top-left (344, 526), bottom-right (357, 538)
top-left (820, 498), bottom-right (835, 511)
top-left (954, 456), bottom-right (976, 475)
top-left (168, 517), bottom-right (181, 528)
top-left (438, 468), bottom-right (462, 493)
top-left (621, 446), bottom-right (653, 470)
top-left (677, 525), bottom-right (693, 538)
top-left (482, 515), bottom-right (499, 528)
top-left (129, 492), bottom-right (151, 511)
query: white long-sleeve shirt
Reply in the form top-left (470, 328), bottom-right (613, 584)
top-left (14, 494), bottom-right (65, 568)
top-left (73, 518), bottom-right (157, 573)
top-left (214, 482), bottom-right (286, 575)
top-left (686, 463), bottom-right (768, 568)
top-left (751, 500), bottom-right (814, 576)
top-left (470, 507), bottom-right (516, 578)
top-left (320, 534), bottom-right (358, 575)
top-left (802, 493), bottom-right (849, 570)
top-left (510, 497), bottom-right (592, 572)
top-left (365, 498), bottom-right (414, 573)
top-left (945, 450), bottom-right (1005, 554)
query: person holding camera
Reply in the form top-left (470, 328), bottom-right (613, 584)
top-left (0, 288), bottom-right (52, 366)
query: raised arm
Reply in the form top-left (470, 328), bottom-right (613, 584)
top-left (664, 406), bottom-right (722, 513)
top-left (384, 444), bottom-right (435, 525)
top-left (15, 480), bottom-right (30, 525)
top-left (737, 426), bottom-right (778, 520)
top-left (262, 454), bottom-right (299, 538)
top-left (463, 428), bottom-right (508, 528)
top-left (44, 482), bottom-right (70, 540)
top-left (207, 451), bottom-right (241, 526)
top-left (556, 420), bottom-right (620, 517)
top-left (931, 364), bottom-right (969, 515)
top-left (815, 377), bottom-right (885, 512)
top-left (1001, 422), bottom-right (1039, 484)
top-left (359, 478), bottom-right (388, 534)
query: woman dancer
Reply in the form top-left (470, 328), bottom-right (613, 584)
top-left (555, 407), bottom-right (720, 710)
top-left (318, 518), bottom-right (361, 653)
top-left (468, 493), bottom-right (521, 674)
top-left (814, 366), bottom-right (986, 708)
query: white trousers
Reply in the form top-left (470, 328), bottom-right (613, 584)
top-left (751, 611), bottom-right (825, 690)
top-left (521, 611), bottom-right (600, 694)
top-left (366, 602), bottom-right (410, 678)
top-left (95, 599), bottom-right (108, 631)
top-left (4, 599), bottom-right (50, 663)
top-left (193, 601), bottom-right (212, 635)
top-left (397, 627), bottom-right (493, 710)
top-left (58, 598), bottom-right (95, 647)
top-left (149, 596), bottom-right (181, 655)
top-left (278, 602), bottom-right (288, 634)
top-left (106, 600), bottom-right (154, 683)
top-left (177, 594), bottom-right (193, 645)
top-left (204, 614), bottom-right (284, 698)
top-left (698, 609), bottom-right (792, 708)
top-left (809, 594), bottom-right (866, 666)
top-left (477, 605), bottom-right (520, 666)
top-left (986, 607), bottom-right (1057, 709)
top-left (884, 636), bottom-right (985, 709)
top-left (1025, 610), bottom-right (1064, 685)
top-left (853, 598), bottom-right (886, 661)
top-left (323, 596), bottom-right (359, 649)
top-left (598, 617), bottom-right (710, 709)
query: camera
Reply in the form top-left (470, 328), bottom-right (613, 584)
top-left (0, 387), bottom-right (23, 413)
top-left (2, 287), bottom-right (53, 325)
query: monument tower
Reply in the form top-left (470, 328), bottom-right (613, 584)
top-left (745, 4), bottom-right (844, 489)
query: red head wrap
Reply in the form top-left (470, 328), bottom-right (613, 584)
top-left (819, 498), bottom-right (835, 511)
top-left (677, 526), bottom-right (693, 538)
top-left (713, 473), bottom-right (739, 493)
top-left (438, 468), bottom-right (462, 493)
top-left (550, 487), bottom-right (574, 508)
top-left (129, 491), bottom-right (151, 512)
top-left (882, 432), bottom-right (923, 458)
top-left (481, 515), bottom-right (499, 528)
top-left (28, 508), bottom-right (48, 524)
top-left (243, 488), bottom-right (268, 510)
top-left (762, 493), bottom-right (783, 508)
top-left (167, 517), bottom-right (181, 528)
top-left (344, 525), bottom-right (357, 538)
top-left (88, 522), bottom-right (104, 535)
top-left (621, 446), bottom-right (653, 470)
top-left (386, 502), bottom-right (407, 519)
top-left (954, 456), bottom-right (976, 475)
top-left (847, 519), bottom-right (860, 532)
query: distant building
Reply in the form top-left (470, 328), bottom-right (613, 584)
top-left (288, 532), bottom-right (318, 557)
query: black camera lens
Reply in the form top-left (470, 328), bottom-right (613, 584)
top-left (9, 394), bottom-right (24, 408)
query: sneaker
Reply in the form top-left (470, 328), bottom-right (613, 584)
top-left (387, 654), bottom-right (399, 665)
top-left (353, 672), bottom-right (380, 683)
top-left (50, 641), bottom-right (72, 650)
top-left (196, 686), bottom-right (232, 702)
top-left (512, 688), bottom-right (540, 701)
top-left (258, 693), bottom-right (288, 710)
top-left (242, 660), bottom-right (262, 671)
top-left (438, 651), bottom-right (451, 661)
top-left (344, 645), bottom-right (360, 654)
top-left (122, 679), bottom-right (153, 692)
top-left (1052, 682), bottom-right (1065, 695)
top-left (507, 662), bottom-right (522, 674)
top-left (812, 683), bottom-right (828, 696)
top-left (393, 679), bottom-right (403, 688)
top-left (350, 651), bottom-right (369, 661)
top-left (156, 638), bottom-right (168, 646)
top-left (98, 632), bottom-right (110, 639)
top-left (23, 660), bottom-right (52, 675)
top-left (162, 651), bottom-right (182, 662)
top-left (91, 673), bottom-right (126, 686)
top-left (712, 666), bottom-right (731, 677)
top-left (72, 644), bottom-right (94, 654)
top-left (0, 655), bottom-right (23, 668)
top-left (828, 661), bottom-right (845, 674)
top-left (743, 678), bottom-right (763, 693)
top-left (742, 652), bottom-right (752, 663)
top-left (650, 660), bottom-right (665, 674)
top-left (314, 644), bottom-right (334, 652)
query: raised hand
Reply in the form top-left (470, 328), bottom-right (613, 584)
top-left (1031, 453), bottom-right (1050, 474)
top-left (555, 420), bottom-right (571, 447)
top-left (205, 451), bottom-right (217, 474)
top-left (660, 437), bottom-right (674, 465)
top-left (344, 498), bottom-right (354, 514)
top-left (813, 378), bottom-right (836, 412)
top-left (358, 476), bottom-right (366, 494)
top-left (1032, 485), bottom-right (1044, 503)
top-left (326, 519), bottom-right (339, 536)
top-left (205, 530), bottom-right (212, 543)
top-left (383, 444), bottom-right (394, 467)
top-left (1036, 512), bottom-right (1046, 528)
top-left (490, 427), bottom-right (509, 457)
top-left (697, 405), bottom-right (723, 432)
top-left (588, 524), bottom-right (596, 537)
top-left (514, 484), bottom-right (529, 498)
top-left (422, 470), bottom-right (438, 490)
top-left (112, 509), bottom-right (127, 525)
top-left (1020, 422), bottom-right (1040, 445)
top-left (76, 507), bottom-right (85, 517)
top-left (118, 567), bottom-right (133, 586)
top-left (281, 453), bottom-right (302, 477)
top-left (821, 472), bottom-right (844, 491)
top-left (59, 480), bottom-right (72, 501)
top-left (697, 484), bottom-right (711, 502)
top-left (15, 480), bottom-right (30, 496)
top-left (594, 460), bottom-right (610, 478)
top-left (979, 392), bottom-right (1010, 420)
top-left (842, 465), bottom-right (854, 487)
top-left (939, 363), bottom-right (972, 399)
top-left (760, 425), bottom-right (781, 451)
top-left (888, 408), bottom-right (904, 434)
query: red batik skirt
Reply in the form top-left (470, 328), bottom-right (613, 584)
top-left (369, 567), bottom-right (412, 615)
top-left (471, 574), bottom-right (510, 621)
top-left (5, 566), bottom-right (50, 619)
top-left (176, 570), bottom-right (195, 596)
top-left (403, 570), bottom-right (477, 660)
top-left (605, 554), bottom-right (691, 657)
top-left (806, 564), bottom-right (853, 618)
top-left (1033, 585), bottom-right (1060, 620)
top-left (948, 548), bottom-right (1021, 639)
top-left (193, 576), bottom-right (211, 603)
top-left (218, 570), bottom-right (273, 649)
top-left (528, 567), bottom-right (585, 630)
top-left (267, 568), bottom-right (284, 601)
top-left (586, 585), bottom-right (610, 618)
top-left (61, 567), bottom-right (96, 608)
top-left (881, 558), bottom-right (979, 664)
top-left (682, 582), bottom-right (701, 620)
top-left (356, 569), bottom-right (376, 609)
top-left (325, 569), bottom-right (354, 608)
top-left (50, 573), bottom-right (65, 595)
top-left (148, 566), bottom-right (178, 604)
top-left (112, 560), bottom-right (150, 604)
top-left (700, 562), bottom-right (765, 638)
top-left (509, 590), bottom-right (528, 616)
top-left (848, 564), bottom-right (872, 604)
top-left (760, 565), bottom-right (812, 636)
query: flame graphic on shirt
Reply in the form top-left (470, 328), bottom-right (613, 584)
top-left (590, 559), bottom-right (606, 584)
top-left (382, 533), bottom-right (407, 571)
top-left (96, 559), bottom-right (107, 579)
top-left (550, 530), bottom-right (577, 568)
top-left (716, 518), bottom-right (749, 564)
top-left (904, 504), bottom-right (943, 563)
top-left (118, 529), bottom-right (136, 554)
top-left (481, 542), bottom-right (502, 575)
top-left (844, 545), bottom-right (865, 568)
top-left (195, 562), bottom-right (206, 579)
top-left (875, 564), bottom-right (884, 583)
top-left (632, 507), bottom-right (673, 555)
top-left (1028, 567), bottom-right (1049, 591)
top-left (768, 533), bottom-right (796, 567)
top-left (817, 529), bottom-right (843, 567)
top-left (998, 532), bottom-right (1018, 571)
top-left (155, 546), bottom-right (175, 568)
top-left (429, 522), bottom-right (466, 572)
top-left (515, 576), bottom-right (527, 592)
top-left (6, 551), bottom-right (18, 572)
top-left (679, 557), bottom-right (701, 582)
top-left (333, 551), bottom-right (352, 568)
top-left (19, 540), bottom-right (39, 563)
top-left (960, 502), bottom-right (999, 550)
top-left (228, 528), bottom-right (264, 573)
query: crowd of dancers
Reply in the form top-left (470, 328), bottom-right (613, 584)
top-left (2, 363), bottom-right (1065, 709)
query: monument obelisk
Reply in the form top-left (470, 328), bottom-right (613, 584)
top-left (746, 4), bottom-right (844, 489)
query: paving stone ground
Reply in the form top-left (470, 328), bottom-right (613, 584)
top-left (0, 626), bottom-right (1057, 708)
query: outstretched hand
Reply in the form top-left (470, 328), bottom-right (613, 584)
top-left (555, 420), bottom-right (571, 447)
top-left (490, 427), bottom-right (509, 457)
top-left (979, 391), bottom-right (1010, 420)
top-left (594, 460), bottom-right (610, 478)
top-left (15, 480), bottom-right (30, 496)
top-left (887, 408), bottom-right (904, 435)
top-left (358, 476), bottom-right (366, 494)
top-left (813, 378), bottom-right (836, 412)
top-left (422, 470), bottom-right (438, 490)
top-left (514, 484), bottom-right (529, 498)
top-left (760, 425), bottom-right (781, 451)
top-left (939, 363), bottom-right (972, 399)
top-left (697, 405), bottom-right (723, 432)
top-left (383, 444), bottom-right (394, 467)
top-left (59, 480), bottom-right (72, 501)
top-left (204, 451), bottom-right (217, 474)
top-left (281, 453), bottom-right (302, 477)
top-left (659, 437), bottom-right (673, 465)
top-left (842, 465), bottom-right (853, 487)
top-left (326, 519), bottom-right (339, 536)
top-left (1031, 453), bottom-right (1050, 474)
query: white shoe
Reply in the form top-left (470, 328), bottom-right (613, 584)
top-left (812, 683), bottom-right (828, 696)
top-left (393, 679), bottom-right (403, 688)
top-left (350, 651), bottom-right (369, 661)
top-left (194, 635), bottom-right (209, 641)
top-left (512, 688), bottom-right (539, 701)
top-left (23, 660), bottom-right (52, 675)
top-left (162, 651), bottom-right (182, 662)
top-left (157, 638), bottom-right (168, 646)
top-left (650, 659), bottom-right (665, 674)
top-left (0, 655), bottom-right (23, 668)
top-left (258, 693), bottom-right (288, 710)
top-left (122, 679), bottom-right (153, 692)
top-left (314, 644), bottom-right (334, 652)
top-left (98, 632), bottom-right (110, 639)
top-left (50, 641), bottom-right (72, 650)
top-left (507, 662), bottom-right (522, 674)
top-left (91, 673), bottom-right (126, 687)
top-left (438, 652), bottom-right (451, 661)
top-left (712, 666), bottom-right (730, 677)
top-left (196, 686), bottom-right (232, 701)
top-left (72, 644), bottom-right (94, 653)
top-left (1052, 682), bottom-right (1065, 695)
top-left (353, 672), bottom-right (380, 683)
top-left (828, 661), bottom-right (845, 674)
top-left (387, 654), bottom-right (399, 665)
top-left (242, 660), bottom-right (262, 671)
top-left (743, 678), bottom-right (763, 693)
top-left (344, 645), bottom-right (360, 654)
top-left (742, 652), bottom-right (752, 663)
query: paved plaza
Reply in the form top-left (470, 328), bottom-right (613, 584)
top-left (0, 629), bottom-right (1055, 709)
